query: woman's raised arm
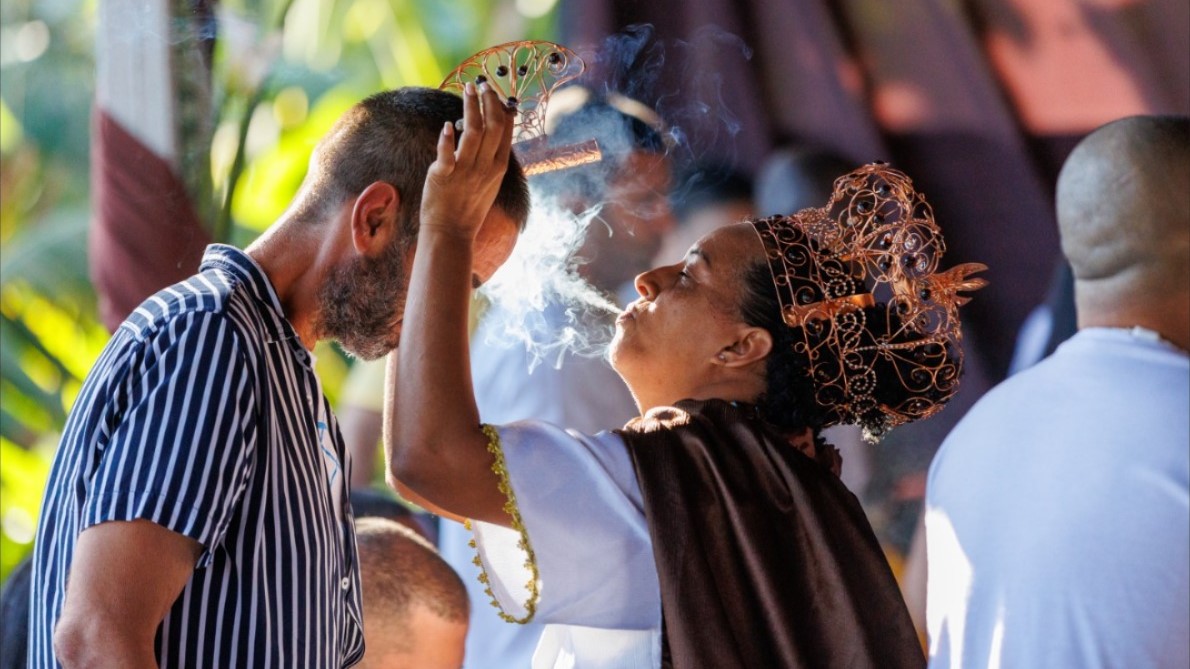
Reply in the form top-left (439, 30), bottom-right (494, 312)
top-left (384, 81), bottom-right (516, 527)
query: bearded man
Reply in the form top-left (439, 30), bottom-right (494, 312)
top-left (30, 83), bottom-right (527, 668)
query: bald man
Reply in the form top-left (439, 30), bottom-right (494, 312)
top-left (924, 115), bottom-right (1189, 668)
top-left (355, 518), bottom-right (469, 669)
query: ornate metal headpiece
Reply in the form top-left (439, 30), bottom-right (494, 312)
top-left (440, 41), bottom-right (598, 176)
top-left (752, 163), bottom-right (987, 441)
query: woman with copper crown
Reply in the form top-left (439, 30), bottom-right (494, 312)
top-left (387, 83), bottom-right (984, 668)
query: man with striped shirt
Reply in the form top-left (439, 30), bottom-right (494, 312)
top-left (31, 84), bottom-right (527, 668)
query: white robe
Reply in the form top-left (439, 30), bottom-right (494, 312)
top-left (441, 302), bottom-right (638, 668)
top-left (470, 421), bottom-right (663, 669)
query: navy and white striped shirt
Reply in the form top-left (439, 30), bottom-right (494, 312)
top-left (30, 245), bottom-right (364, 668)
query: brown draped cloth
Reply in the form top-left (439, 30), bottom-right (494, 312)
top-left (619, 399), bottom-right (923, 669)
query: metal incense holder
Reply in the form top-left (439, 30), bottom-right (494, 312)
top-left (440, 41), bottom-right (602, 175)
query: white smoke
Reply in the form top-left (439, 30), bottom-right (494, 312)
top-left (474, 24), bottom-right (755, 372)
top-left (477, 190), bottom-right (623, 372)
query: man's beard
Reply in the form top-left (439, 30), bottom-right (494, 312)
top-left (315, 237), bottom-right (409, 360)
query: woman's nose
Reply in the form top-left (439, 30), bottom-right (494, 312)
top-left (635, 264), bottom-right (679, 300)
top-left (634, 269), bottom-right (660, 300)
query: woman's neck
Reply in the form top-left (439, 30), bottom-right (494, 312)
top-left (631, 376), bottom-right (766, 416)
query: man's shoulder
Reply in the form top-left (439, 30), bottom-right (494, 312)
top-left (954, 329), bottom-right (1175, 426)
top-left (928, 346), bottom-right (1085, 489)
top-left (117, 267), bottom-right (263, 344)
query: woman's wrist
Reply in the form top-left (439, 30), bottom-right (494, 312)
top-left (412, 226), bottom-right (475, 285)
top-left (417, 222), bottom-right (479, 244)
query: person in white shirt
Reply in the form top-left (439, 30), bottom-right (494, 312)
top-left (925, 115), bottom-right (1190, 668)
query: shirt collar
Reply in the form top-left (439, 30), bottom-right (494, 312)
top-left (199, 244), bottom-right (310, 357)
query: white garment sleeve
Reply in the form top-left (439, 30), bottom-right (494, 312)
top-left (470, 314), bottom-right (638, 434)
top-left (469, 420), bottom-right (661, 631)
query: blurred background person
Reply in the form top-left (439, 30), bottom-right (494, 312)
top-left (355, 517), bottom-right (470, 669)
top-left (652, 160), bottom-right (754, 267)
top-left (926, 115), bottom-right (1189, 668)
top-left (538, 88), bottom-right (679, 304)
top-left (753, 145), bottom-right (853, 218)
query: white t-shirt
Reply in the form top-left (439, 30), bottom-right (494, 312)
top-left (925, 328), bottom-right (1190, 668)
top-left (469, 421), bottom-right (662, 669)
top-left (311, 352), bottom-right (346, 520)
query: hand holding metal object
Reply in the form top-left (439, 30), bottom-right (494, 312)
top-left (440, 41), bottom-right (602, 175)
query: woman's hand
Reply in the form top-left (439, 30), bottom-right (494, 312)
top-left (419, 81), bottom-right (516, 241)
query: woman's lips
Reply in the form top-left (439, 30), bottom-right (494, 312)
top-left (616, 301), bottom-right (645, 324)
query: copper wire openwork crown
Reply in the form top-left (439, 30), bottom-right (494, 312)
top-left (440, 41), bottom-right (596, 176)
top-left (752, 163), bottom-right (987, 441)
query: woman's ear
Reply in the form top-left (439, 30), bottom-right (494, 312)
top-left (350, 181), bottom-right (401, 255)
top-left (716, 327), bottom-right (772, 367)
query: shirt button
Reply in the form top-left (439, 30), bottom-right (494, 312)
top-left (341, 577), bottom-right (350, 590)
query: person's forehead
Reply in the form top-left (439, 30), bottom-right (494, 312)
top-left (683, 223), bottom-right (762, 308)
top-left (694, 222), bottom-right (761, 263)
top-left (476, 208), bottom-right (519, 245)
top-left (473, 208), bottom-right (520, 281)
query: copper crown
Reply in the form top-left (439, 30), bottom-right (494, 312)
top-left (752, 163), bottom-right (987, 441)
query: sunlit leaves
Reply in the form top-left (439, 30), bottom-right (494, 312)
top-left (0, 436), bottom-right (52, 578)
top-left (231, 86), bottom-right (357, 231)
top-left (0, 99), bottom-right (22, 152)
top-left (2, 283), bottom-right (107, 383)
top-left (273, 85), bottom-right (310, 128)
top-left (0, 208), bottom-right (93, 306)
top-left (342, 0), bottom-right (387, 43)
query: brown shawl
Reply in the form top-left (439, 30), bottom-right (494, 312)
top-left (618, 399), bottom-right (923, 669)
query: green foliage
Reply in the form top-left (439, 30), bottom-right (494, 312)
top-left (0, 0), bottom-right (560, 585)
top-left (0, 0), bottom-right (99, 582)
top-left (0, 437), bottom-right (52, 579)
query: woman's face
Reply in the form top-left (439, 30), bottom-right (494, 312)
top-left (610, 222), bottom-right (766, 405)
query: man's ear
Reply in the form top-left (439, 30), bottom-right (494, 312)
top-left (350, 181), bottom-right (401, 256)
top-left (716, 327), bottom-right (773, 368)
